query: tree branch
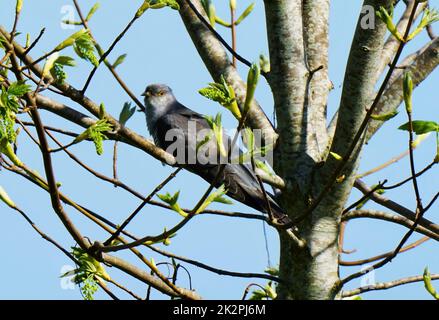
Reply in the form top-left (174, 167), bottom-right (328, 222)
top-left (302, 0), bottom-right (331, 159)
top-left (367, 36), bottom-right (439, 141)
top-left (177, 0), bottom-right (277, 145)
top-left (342, 209), bottom-right (439, 241)
top-left (340, 235), bottom-right (430, 266)
top-left (354, 179), bottom-right (439, 237)
top-left (263, 0), bottom-right (309, 182)
top-left (326, 0), bottom-right (393, 173)
top-left (341, 273), bottom-right (439, 297)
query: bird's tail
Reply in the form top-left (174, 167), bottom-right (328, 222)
top-left (239, 184), bottom-right (292, 227)
top-left (261, 194), bottom-right (292, 227)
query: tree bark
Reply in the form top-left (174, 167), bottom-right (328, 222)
top-left (266, 0), bottom-right (392, 299)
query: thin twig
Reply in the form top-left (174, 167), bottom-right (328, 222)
top-left (23, 28), bottom-right (46, 55)
top-left (95, 277), bottom-right (119, 300)
top-left (230, 3), bottom-right (237, 68)
top-left (383, 161), bottom-right (436, 190)
top-left (147, 244), bottom-right (285, 283)
top-left (424, 191), bottom-right (439, 213)
top-left (241, 283), bottom-right (268, 300)
top-left (112, 141), bottom-right (118, 187)
top-left (81, 13), bottom-right (140, 93)
top-left (107, 278), bottom-right (142, 300)
top-left (103, 168), bottom-right (182, 246)
top-left (340, 236), bottom-right (430, 266)
top-left (342, 181), bottom-right (387, 215)
top-left (342, 209), bottom-right (439, 241)
top-left (341, 273), bottom-right (439, 297)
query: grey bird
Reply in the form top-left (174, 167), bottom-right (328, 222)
top-left (142, 84), bottom-right (291, 226)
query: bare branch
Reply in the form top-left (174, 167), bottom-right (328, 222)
top-left (340, 236), bottom-right (430, 266)
top-left (101, 253), bottom-right (201, 300)
top-left (147, 244), bottom-right (285, 283)
top-left (342, 273), bottom-right (439, 297)
top-left (354, 180), bottom-right (439, 237)
top-left (342, 209), bottom-right (439, 241)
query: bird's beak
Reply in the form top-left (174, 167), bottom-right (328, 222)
top-left (141, 91), bottom-right (151, 97)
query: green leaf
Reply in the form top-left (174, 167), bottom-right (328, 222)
top-left (230, 0), bottom-right (236, 10)
top-left (86, 3), bottom-right (100, 21)
top-left (99, 103), bottom-right (106, 120)
top-left (157, 191), bottom-right (187, 217)
top-left (73, 119), bottom-right (112, 155)
top-left (49, 56), bottom-right (76, 84)
top-left (195, 184), bottom-right (231, 214)
top-left (62, 20), bottom-right (83, 26)
top-left (63, 247), bottom-right (110, 300)
top-left (330, 151), bottom-right (343, 161)
top-left (7, 81), bottom-right (31, 97)
top-left (214, 16), bottom-right (232, 27)
top-left (423, 267), bottom-right (439, 300)
top-left (54, 28), bottom-right (89, 51)
top-left (81, 276), bottom-right (99, 300)
top-left (196, 131), bottom-right (213, 153)
top-left (0, 185), bottom-right (16, 208)
top-left (259, 54), bottom-right (270, 73)
top-left (200, 0), bottom-right (216, 26)
top-left (136, 1), bottom-right (150, 17)
top-left (403, 72), bottom-right (413, 113)
top-left (249, 281), bottom-right (277, 300)
top-left (149, 0), bottom-right (180, 10)
top-left (376, 5), bottom-right (404, 42)
top-left (235, 3), bottom-right (255, 25)
top-left (0, 82), bottom-right (30, 144)
top-left (407, 8), bottom-right (439, 41)
top-left (42, 52), bottom-right (60, 78)
top-left (255, 160), bottom-right (273, 176)
top-left (204, 113), bottom-right (227, 158)
top-left (244, 63), bottom-right (260, 115)
top-left (398, 120), bottom-right (439, 135)
top-left (25, 33), bottom-right (31, 48)
top-left (112, 53), bottom-right (127, 69)
top-left (435, 132), bottom-right (439, 163)
top-left (355, 184), bottom-right (385, 209)
top-left (199, 76), bottom-right (241, 120)
top-left (144, 229), bottom-right (177, 246)
top-left (118, 102), bottom-right (136, 125)
top-left (370, 110), bottom-right (399, 121)
top-left (264, 266), bottom-right (279, 276)
top-left (55, 55), bottom-right (76, 67)
top-left (16, 0), bottom-right (23, 14)
top-left (73, 33), bottom-right (99, 67)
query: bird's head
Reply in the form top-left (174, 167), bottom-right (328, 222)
top-left (142, 84), bottom-right (176, 113)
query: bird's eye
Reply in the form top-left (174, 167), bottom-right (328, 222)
top-left (157, 91), bottom-right (165, 96)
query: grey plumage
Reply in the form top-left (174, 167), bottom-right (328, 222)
top-left (142, 84), bottom-right (290, 225)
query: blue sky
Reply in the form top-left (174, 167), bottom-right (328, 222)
top-left (0, 1), bottom-right (437, 299)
